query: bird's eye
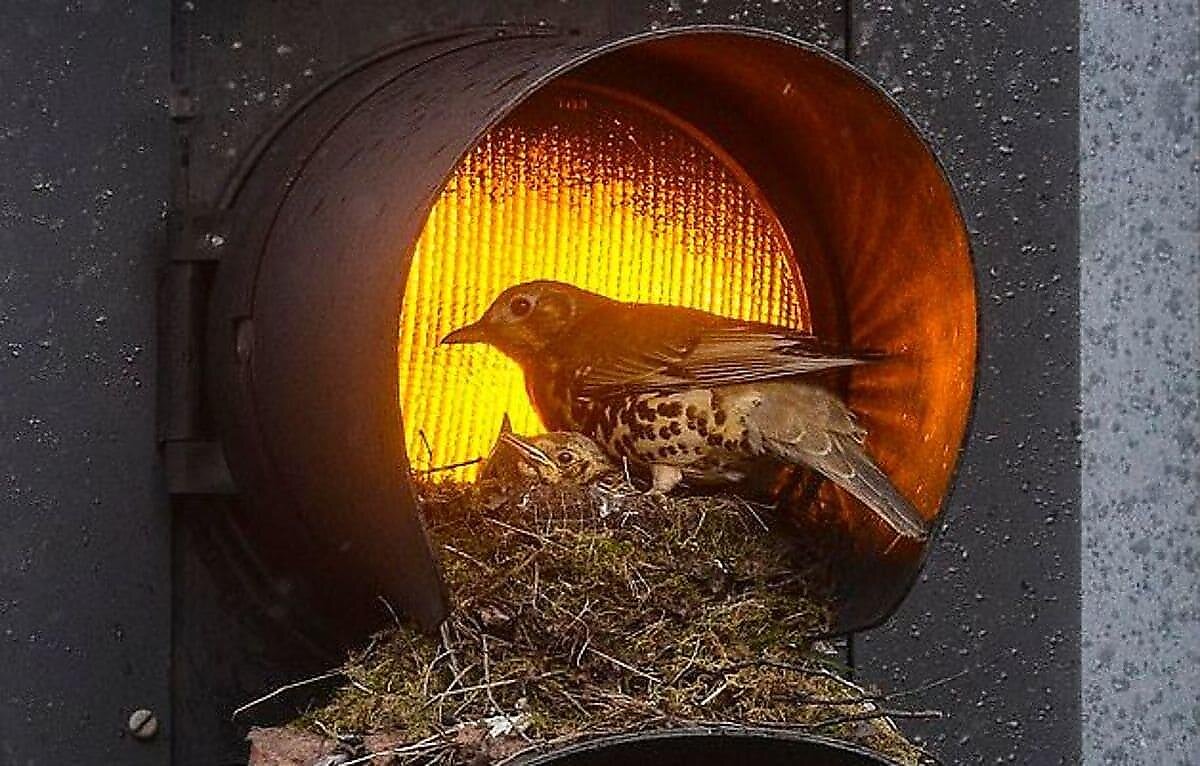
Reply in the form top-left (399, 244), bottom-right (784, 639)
top-left (509, 297), bottom-right (532, 317)
top-left (556, 450), bottom-right (574, 465)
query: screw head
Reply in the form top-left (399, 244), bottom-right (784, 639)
top-left (127, 708), bottom-right (159, 741)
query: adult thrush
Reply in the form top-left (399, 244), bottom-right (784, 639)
top-left (443, 280), bottom-right (928, 539)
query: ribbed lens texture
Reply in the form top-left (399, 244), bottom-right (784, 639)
top-left (398, 86), bottom-right (809, 479)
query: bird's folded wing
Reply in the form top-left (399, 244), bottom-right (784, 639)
top-left (794, 431), bottom-right (930, 539)
top-left (574, 315), bottom-right (864, 395)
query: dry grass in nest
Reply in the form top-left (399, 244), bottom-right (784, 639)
top-left (286, 477), bottom-right (937, 765)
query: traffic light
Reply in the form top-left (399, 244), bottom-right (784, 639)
top-left (194, 28), bottom-right (973, 641)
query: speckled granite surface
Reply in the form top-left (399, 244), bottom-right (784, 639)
top-left (1080, 1), bottom-right (1200, 763)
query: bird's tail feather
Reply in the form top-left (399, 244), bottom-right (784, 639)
top-left (766, 433), bottom-right (930, 540)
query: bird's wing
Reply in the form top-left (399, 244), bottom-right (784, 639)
top-left (571, 305), bottom-right (864, 396)
top-left (790, 430), bottom-right (930, 540)
top-left (737, 380), bottom-right (928, 539)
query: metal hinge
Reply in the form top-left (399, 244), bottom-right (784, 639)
top-left (168, 88), bottom-right (197, 123)
top-left (159, 209), bottom-right (236, 495)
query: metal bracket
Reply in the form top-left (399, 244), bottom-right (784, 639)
top-left (159, 209), bottom-right (236, 495)
top-left (168, 88), bottom-right (197, 123)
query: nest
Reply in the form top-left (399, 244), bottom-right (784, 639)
top-left (274, 477), bottom-right (935, 765)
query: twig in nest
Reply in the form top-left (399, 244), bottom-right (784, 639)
top-left (700, 679), bottom-right (729, 706)
top-left (484, 516), bottom-right (564, 549)
top-left (468, 547), bottom-right (542, 605)
top-left (719, 658), bottom-right (843, 681)
top-left (442, 543), bottom-right (491, 570)
top-left (337, 733), bottom-right (447, 766)
top-left (348, 678), bottom-right (376, 696)
top-left (231, 671), bottom-right (343, 720)
top-left (428, 662), bottom-right (478, 705)
top-left (440, 621), bottom-right (461, 676)
top-left (584, 646), bottom-right (663, 685)
top-left (735, 497), bottom-right (771, 531)
top-left (481, 634), bottom-right (505, 716)
top-left (880, 668), bottom-right (969, 701)
top-left (802, 708), bottom-right (945, 729)
top-left (550, 682), bottom-right (590, 718)
top-left (797, 668), bottom-right (970, 707)
top-left (669, 637), bottom-right (704, 685)
top-left (421, 647), bottom-right (453, 698)
top-left (684, 508), bottom-right (708, 546)
top-left (310, 717), bottom-right (337, 741)
top-left (418, 429), bottom-right (434, 468)
top-left (425, 456), bottom-right (483, 475)
top-left (425, 676), bottom-right (524, 704)
top-left (426, 671), bottom-right (559, 709)
top-left (378, 596), bottom-right (403, 629)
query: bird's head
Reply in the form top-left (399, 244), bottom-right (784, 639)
top-left (500, 430), bottom-right (617, 485)
top-left (439, 281), bottom-right (602, 365)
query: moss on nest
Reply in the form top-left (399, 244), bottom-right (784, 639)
top-left (292, 478), bottom-right (936, 765)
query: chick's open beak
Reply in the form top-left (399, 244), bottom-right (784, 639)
top-left (440, 321), bottom-right (488, 346)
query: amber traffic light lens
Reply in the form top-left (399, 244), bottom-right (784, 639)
top-left (399, 83), bottom-right (811, 479)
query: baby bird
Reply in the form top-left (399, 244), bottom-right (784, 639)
top-left (497, 430), bottom-right (619, 486)
top-left (479, 416), bottom-right (618, 486)
top-left (444, 280), bottom-right (928, 540)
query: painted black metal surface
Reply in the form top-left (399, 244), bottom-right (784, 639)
top-left (0, 2), bottom-right (172, 764)
top-left (849, 2), bottom-right (1083, 764)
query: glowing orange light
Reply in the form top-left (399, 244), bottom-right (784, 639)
top-left (399, 84), bottom-right (810, 479)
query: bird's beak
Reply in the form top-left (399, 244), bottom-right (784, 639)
top-left (498, 432), bottom-right (556, 471)
top-left (439, 321), bottom-right (489, 346)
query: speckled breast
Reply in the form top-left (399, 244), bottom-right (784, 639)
top-left (572, 388), bottom-right (760, 485)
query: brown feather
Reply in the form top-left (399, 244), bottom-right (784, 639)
top-left (745, 381), bottom-right (929, 540)
top-left (557, 303), bottom-right (863, 396)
